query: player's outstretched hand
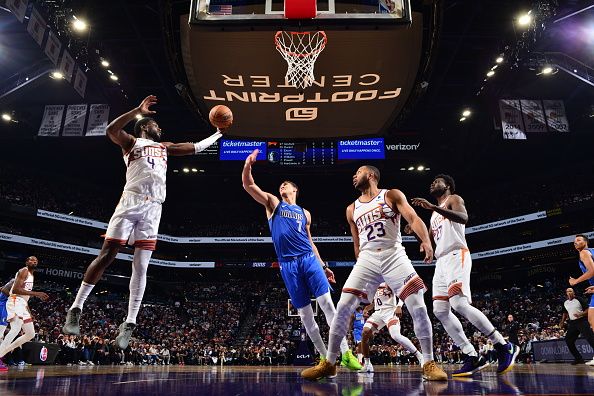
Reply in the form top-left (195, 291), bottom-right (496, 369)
top-left (245, 149), bottom-right (259, 166)
top-left (420, 241), bottom-right (434, 263)
top-left (569, 277), bottom-right (578, 286)
top-left (395, 306), bottom-right (403, 318)
top-left (324, 267), bottom-right (336, 284)
top-left (585, 286), bottom-right (594, 294)
top-left (403, 224), bottom-right (413, 235)
top-left (138, 95), bottom-right (157, 115)
top-left (411, 198), bottom-right (434, 210)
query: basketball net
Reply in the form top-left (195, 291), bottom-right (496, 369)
top-left (275, 31), bottom-right (327, 90)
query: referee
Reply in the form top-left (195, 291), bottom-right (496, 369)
top-left (560, 288), bottom-right (594, 365)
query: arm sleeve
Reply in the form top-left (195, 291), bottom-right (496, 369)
top-left (194, 131), bottom-right (223, 154)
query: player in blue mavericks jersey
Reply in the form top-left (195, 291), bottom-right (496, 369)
top-left (351, 306), bottom-right (365, 363)
top-left (0, 278), bottom-right (15, 343)
top-left (242, 149), bottom-right (361, 372)
top-left (570, 234), bottom-right (594, 331)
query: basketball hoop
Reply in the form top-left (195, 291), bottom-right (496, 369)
top-left (274, 31), bottom-right (327, 90)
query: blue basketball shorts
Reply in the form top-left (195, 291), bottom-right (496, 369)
top-left (589, 294), bottom-right (594, 308)
top-left (279, 252), bottom-right (331, 309)
top-left (353, 328), bottom-right (363, 343)
top-left (0, 299), bottom-right (8, 327)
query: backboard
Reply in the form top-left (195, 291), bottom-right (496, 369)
top-left (180, 0), bottom-right (432, 138)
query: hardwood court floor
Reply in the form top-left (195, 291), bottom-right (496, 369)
top-left (0, 363), bottom-right (593, 395)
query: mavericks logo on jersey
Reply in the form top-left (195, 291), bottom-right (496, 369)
top-left (280, 209), bottom-right (304, 221)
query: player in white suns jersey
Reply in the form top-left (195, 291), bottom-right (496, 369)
top-left (358, 282), bottom-right (424, 373)
top-left (412, 174), bottom-right (519, 376)
top-left (0, 257), bottom-right (48, 372)
top-left (302, 165), bottom-right (447, 381)
top-left (63, 95), bottom-right (225, 349)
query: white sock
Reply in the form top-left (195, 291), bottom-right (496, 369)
top-left (404, 290), bottom-right (434, 363)
top-left (326, 293), bottom-right (359, 363)
top-left (71, 282), bottom-right (95, 311)
top-left (126, 248), bottom-right (152, 324)
top-left (0, 322), bottom-right (34, 358)
top-left (364, 357), bottom-right (371, 365)
top-left (298, 305), bottom-right (327, 357)
top-left (433, 299), bottom-right (477, 355)
top-left (357, 352), bottom-right (363, 362)
top-left (316, 292), bottom-right (350, 354)
top-left (0, 318), bottom-right (23, 358)
top-left (450, 295), bottom-right (506, 345)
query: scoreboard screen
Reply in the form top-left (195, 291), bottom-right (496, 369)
top-left (267, 141), bottom-right (336, 166)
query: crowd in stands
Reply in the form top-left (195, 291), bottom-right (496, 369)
top-left (3, 165), bottom-right (593, 238)
top-left (0, 277), bottom-right (579, 367)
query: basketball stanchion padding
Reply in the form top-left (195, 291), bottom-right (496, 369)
top-left (284, 0), bottom-right (317, 19)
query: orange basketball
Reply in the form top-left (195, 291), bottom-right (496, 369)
top-left (208, 105), bottom-right (233, 129)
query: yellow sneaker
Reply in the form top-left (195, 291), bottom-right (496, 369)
top-left (340, 350), bottom-right (363, 371)
top-left (301, 359), bottom-right (337, 381)
top-left (422, 360), bottom-right (448, 381)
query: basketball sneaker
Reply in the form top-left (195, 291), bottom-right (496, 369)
top-left (340, 350), bottom-right (363, 371)
top-left (452, 355), bottom-right (489, 377)
top-left (0, 358), bottom-right (7, 372)
top-left (495, 342), bottom-right (519, 374)
top-left (422, 360), bottom-right (448, 381)
top-left (115, 322), bottom-right (136, 350)
top-left (62, 307), bottom-right (81, 335)
top-left (358, 360), bottom-right (374, 373)
top-left (585, 359), bottom-right (594, 366)
top-left (301, 359), bottom-right (337, 381)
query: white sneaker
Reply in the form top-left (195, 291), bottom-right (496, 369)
top-left (88, 361), bottom-right (95, 366)
top-left (358, 361), bottom-right (374, 373)
top-left (586, 359), bottom-right (594, 366)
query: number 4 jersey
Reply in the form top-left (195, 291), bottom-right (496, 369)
top-left (353, 189), bottom-right (402, 252)
top-left (124, 138), bottom-right (168, 203)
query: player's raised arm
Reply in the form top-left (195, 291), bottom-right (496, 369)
top-left (163, 128), bottom-right (225, 156)
top-left (346, 203), bottom-right (361, 259)
top-left (242, 149), bottom-right (279, 214)
top-left (304, 209), bottom-right (335, 284)
top-left (411, 195), bottom-right (468, 225)
top-left (106, 95), bottom-right (157, 152)
top-left (387, 189), bottom-right (433, 263)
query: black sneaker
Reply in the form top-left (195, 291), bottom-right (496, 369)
top-left (115, 322), bottom-right (136, 350)
top-left (452, 355), bottom-right (490, 377)
top-left (62, 308), bottom-right (81, 335)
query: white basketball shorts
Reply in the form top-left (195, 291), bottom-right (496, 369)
top-left (432, 248), bottom-right (472, 303)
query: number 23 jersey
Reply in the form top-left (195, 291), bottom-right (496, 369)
top-left (353, 189), bottom-right (402, 252)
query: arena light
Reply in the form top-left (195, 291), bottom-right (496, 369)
top-left (496, 56), bottom-right (504, 63)
top-left (101, 59), bottom-right (110, 68)
top-left (50, 71), bottom-right (64, 79)
top-left (491, 65), bottom-right (498, 70)
top-left (459, 117), bottom-right (467, 122)
top-left (182, 168), bottom-right (190, 173)
top-left (191, 168), bottom-right (198, 173)
top-left (173, 169), bottom-right (179, 173)
top-left (486, 70), bottom-right (495, 77)
top-left (199, 169), bottom-right (205, 173)
top-left (1, 113), bottom-right (12, 122)
top-left (417, 165), bottom-right (425, 171)
top-left (407, 166), bottom-right (414, 171)
top-left (135, 114), bottom-right (142, 120)
top-left (518, 11), bottom-right (532, 26)
top-left (109, 74), bottom-right (119, 81)
top-left (72, 16), bottom-right (88, 32)
top-left (541, 66), bottom-right (554, 75)
top-left (462, 109), bottom-right (472, 117)
top-left (400, 167), bottom-right (406, 171)
top-left (537, 284), bottom-right (544, 288)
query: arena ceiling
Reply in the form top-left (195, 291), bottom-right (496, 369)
top-left (1, 0), bottom-right (593, 185)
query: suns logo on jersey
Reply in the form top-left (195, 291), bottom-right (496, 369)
top-left (430, 213), bottom-right (445, 241)
top-left (129, 145), bottom-right (167, 162)
top-left (355, 206), bottom-right (384, 233)
top-left (378, 285), bottom-right (393, 298)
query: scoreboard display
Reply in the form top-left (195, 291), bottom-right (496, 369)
top-left (209, 137), bottom-right (412, 164)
